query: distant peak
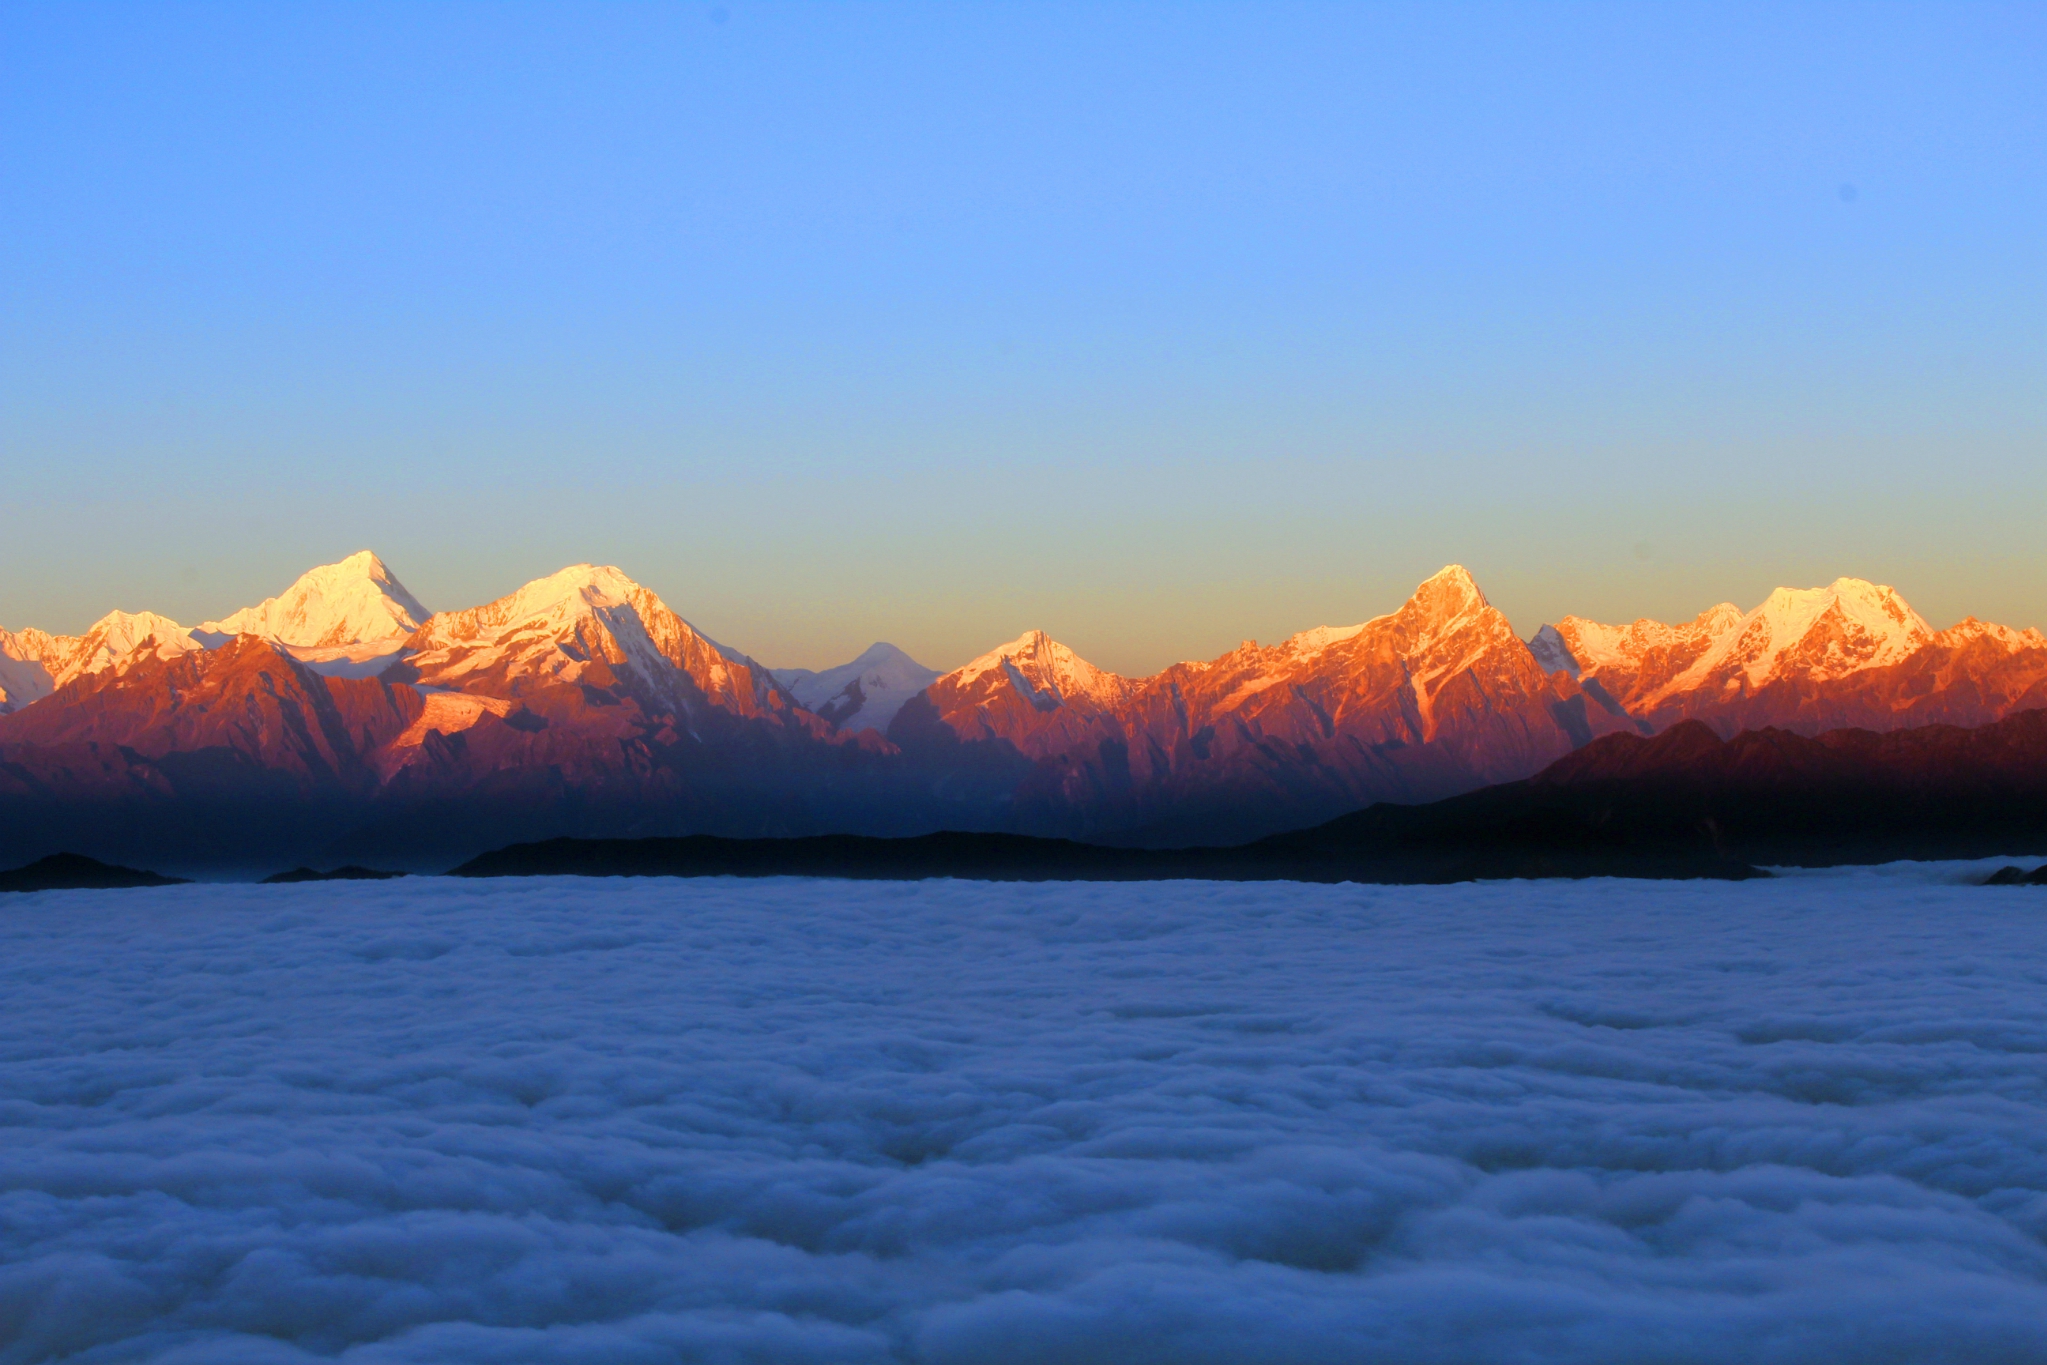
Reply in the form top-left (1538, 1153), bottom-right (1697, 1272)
top-left (1405, 564), bottom-right (1491, 620)
top-left (1528, 623), bottom-right (1580, 677)
top-left (950, 629), bottom-right (1128, 709)
top-left (200, 552), bottom-right (428, 649)
top-left (290, 550), bottom-right (398, 587)
top-left (1696, 602), bottom-right (1744, 628)
top-left (1419, 564), bottom-right (1486, 599)
top-left (1753, 577), bottom-right (1927, 633)
top-left (1634, 575), bottom-right (1932, 701)
top-left (849, 641), bottom-right (922, 667)
top-left (988, 628), bottom-right (1050, 655)
top-left (956, 629), bottom-right (1051, 676)
top-left (491, 564), bottom-right (650, 618)
top-left (1760, 577), bottom-right (1903, 609)
top-left (1279, 621), bottom-right (1367, 656)
top-left (89, 608), bottom-right (186, 634)
top-left (550, 562), bottom-right (618, 582)
top-left (50, 610), bottom-right (201, 687)
top-left (775, 641), bottom-right (940, 732)
top-left (334, 549), bottom-right (387, 573)
top-left (538, 562), bottom-right (642, 594)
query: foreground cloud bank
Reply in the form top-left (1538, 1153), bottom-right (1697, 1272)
top-left (3, 875), bottom-right (2047, 1363)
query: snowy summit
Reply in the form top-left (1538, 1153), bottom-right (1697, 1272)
top-left (774, 643), bottom-right (940, 733)
top-left (199, 550), bottom-right (429, 661)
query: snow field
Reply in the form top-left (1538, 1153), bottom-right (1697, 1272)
top-left (3, 873), bottom-right (2047, 1363)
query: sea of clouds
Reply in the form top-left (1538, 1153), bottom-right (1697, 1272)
top-left (4, 869), bottom-right (2047, 1363)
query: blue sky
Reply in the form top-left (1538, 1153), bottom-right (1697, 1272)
top-left (3, 2), bottom-right (2042, 672)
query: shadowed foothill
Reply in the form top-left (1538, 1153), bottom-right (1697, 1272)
top-left (0, 853), bottom-right (187, 893)
top-left (451, 712), bottom-right (2047, 885)
top-left (262, 866), bottom-right (411, 884)
top-left (451, 826), bottom-right (1767, 885)
top-left (1982, 865), bottom-right (2047, 887)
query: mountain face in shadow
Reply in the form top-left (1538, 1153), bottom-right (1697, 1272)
top-left (1264, 709), bottom-right (2047, 871)
top-left (452, 708), bottom-right (2047, 886)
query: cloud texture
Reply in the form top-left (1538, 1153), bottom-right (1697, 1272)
top-left (3, 871), bottom-right (2047, 1362)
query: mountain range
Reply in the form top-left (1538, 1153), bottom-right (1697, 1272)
top-left (3, 551), bottom-right (2043, 869)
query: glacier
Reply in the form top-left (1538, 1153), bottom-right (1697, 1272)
top-left (3, 871), bottom-right (2047, 1362)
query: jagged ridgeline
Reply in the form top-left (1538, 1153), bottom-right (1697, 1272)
top-left (2, 554), bottom-right (2044, 869)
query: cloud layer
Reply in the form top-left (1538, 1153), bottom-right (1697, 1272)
top-left (3, 871), bottom-right (2047, 1362)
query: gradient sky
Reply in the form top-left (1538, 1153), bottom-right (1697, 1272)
top-left (3, 2), bottom-right (2043, 674)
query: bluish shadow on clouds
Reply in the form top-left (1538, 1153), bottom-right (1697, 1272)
top-left (2, 873), bottom-right (2046, 1362)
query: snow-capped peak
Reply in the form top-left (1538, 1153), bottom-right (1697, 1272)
top-left (1393, 564), bottom-right (1509, 660)
top-left (407, 564), bottom-right (673, 667)
top-left (1409, 564), bottom-right (1486, 618)
top-left (1546, 604), bottom-right (1744, 682)
top-left (52, 610), bottom-right (202, 688)
top-left (1218, 567), bottom-right (1494, 680)
top-left (951, 630), bottom-right (1131, 711)
top-left (399, 564), bottom-right (786, 719)
top-left (774, 642), bottom-right (940, 733)
top-left (1648, 576), bottom-right (1932, 704)
top-left (424, 563), bottom-right (645, 641)
top-left (511, 562), bottom-right (641, 616)
top-left (1274, 621), bottom-right (1368, 659)
top-left (1939, 617), bottom-right (2047, 651)
top-left (201, 550), bottom-right (429, 652)
top-left (1390, 564), bottom-right (1498, 653)
top-left (0, 626), bottom-right (74, 713)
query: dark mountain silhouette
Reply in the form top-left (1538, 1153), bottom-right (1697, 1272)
top-left (1264, 709), bottom-right (2047, 871)
top-left (0, 853), bottom-right (187, 893)
top-left (451, 708), bottom-right (2047, 884)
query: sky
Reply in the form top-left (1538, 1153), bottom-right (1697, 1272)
top-left (2, 2), bottom-right (2043, 673)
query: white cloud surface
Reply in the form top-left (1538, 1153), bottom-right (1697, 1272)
top-left (3, 873), bottom-right (2047, 1363)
